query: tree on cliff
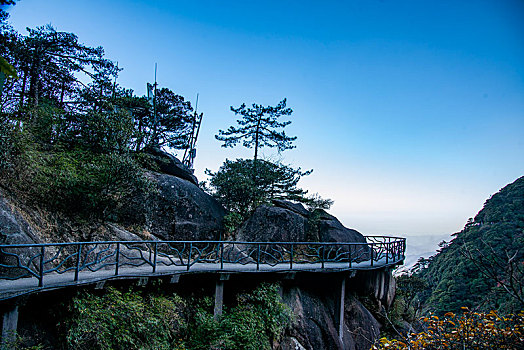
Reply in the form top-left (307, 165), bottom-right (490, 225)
top-left (210, 99), bottom-right (331, 222)
top-left (216, 98), bottom-right (296, 162)
top-left (206, 158), bottom-right (332, 219)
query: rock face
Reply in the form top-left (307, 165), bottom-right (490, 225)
top-left (0, 190), bottom-right (41, 278)
top-left (121, 172), bottom-right (225, 241)
top-left (353, 269), bottom-right (397, 309)
top-left (279, 278), bottom-right (381, 350)
top-left (236, 200), bottom-right (389, 350)
top-left (237, 200), bottom-right (367, 245)
top-left (230, 200), bottom-right (389, 350)
top-left (236, 200), bottom-right (370, 262)
top-left (145, 147), bottom-right (198, 185)
top-left (237, 204), bottom-right (308, 242)
top-left (0, 191), bottom-right (40, 245)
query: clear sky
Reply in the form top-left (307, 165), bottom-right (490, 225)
top-left (5, 0), bottom-right (524, 237)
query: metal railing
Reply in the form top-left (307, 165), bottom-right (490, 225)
top-left (0, 237), bottom-right (405, 287)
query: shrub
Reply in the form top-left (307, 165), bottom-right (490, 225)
top-left (65, 287), bottom-right (186, 350)
top-left (28, 148), bottom-right (152, 219)
top-left (372, 309), bottom-right (524, 350)
top-left (186, 283), bottom-right (292, 350)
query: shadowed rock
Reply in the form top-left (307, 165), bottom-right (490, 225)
top-left (120, 172), bottom-right (225, 241)
top-left (144, 147), bottom-right (198, 185)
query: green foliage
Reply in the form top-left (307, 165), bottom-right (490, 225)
top-left (206, 158), bottom-right (332, 220)
top-left (223, 212), bottom-right (244, 239)
top-left (185, 283), bottom-right (292, 350)
top-left (65, 287), bottom-right (186, 350)
top-left (64, 283), bottom-right (291, 350)
top-left (25, 147), bottom-right (151, 219)
top-left (216, 98), bottom-right (296, 161)
top-left (414, 177), bottom-right (524, 314)
top-left (0, 21), bottom-right (199, 223)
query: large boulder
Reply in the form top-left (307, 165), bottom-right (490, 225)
top-left (144, 147), bottom-right (198, 185)
top-left (121, 172), bottom-right (225, 241)
top-left (237, 204), bottom-right (309, 242)
top-left (237, 200), bottom-right (367, 245)
top-left (312, 209), bottom-right (367, 245)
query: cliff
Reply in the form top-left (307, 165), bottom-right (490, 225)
top-left (0, 155), bottom-right (397, 350)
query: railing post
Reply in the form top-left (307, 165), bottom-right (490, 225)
top-left (290, 244), bottom-right (293, 270)
top-left (152, 242), bottom-right (157, 273)
top-left (348, 245), bottom-right (352, 268)
top-left (74, 244), bottom-right (82, 282)
top-left (220, 242), bottom-right (224, 270)
top-left (370, 243), bottom-right (374, 267)
top-left (256, 243), bottom-right (260, 271)
top-left (38, 246), bottom-right (45, 287)
top-left (187, 243), bottom-right (192, 271)
top-left (115, 242), bottom-right (120, 276)
top-left (321, 245), bottom-right (325, 269)
top-left (386, 242), bottom-right (389, 264)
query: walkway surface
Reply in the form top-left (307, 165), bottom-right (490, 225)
top-left (0, 238), bottom-right (405, 300)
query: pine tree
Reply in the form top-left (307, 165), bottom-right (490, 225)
top-left (216, 98), bottom-right (296, 162)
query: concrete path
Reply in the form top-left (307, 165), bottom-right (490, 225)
top-left (0, 256), bottom-right (402, 300)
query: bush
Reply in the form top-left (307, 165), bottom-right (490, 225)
top-left (186, 283), bottom-right (292, 350)
top-left (372, 309), bottom-right (524, 350)
top-left (65, 287), bottom-right (186, 350)
top-left (28, 147), bottom-right (152, 219)
top-left (206, 158), bottom-right (332, 220)
top-left (64, 282), bottom-right (292, 350)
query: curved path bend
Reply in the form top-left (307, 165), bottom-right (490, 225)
top-left (0, 237), bottom-right (405, 300)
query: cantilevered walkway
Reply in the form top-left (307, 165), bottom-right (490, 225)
top-left (0, 237), bottom-right (405, 300)
top-left (0, 237), bottom-right (405, 347)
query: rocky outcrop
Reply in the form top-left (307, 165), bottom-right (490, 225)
top-left (237, 204), bottom-right (308, 242)
top-left (236, 200), bottom-right (370, 263)
top-left (144, 147), bottom-right (198, 185)
top-left (279, 277), bottom-right (381, 350)
top-left (0, 190), bottom-right (41, 278)
top-left (0, 191), bottom-right (40, 246)
top-left (234, 200), bottom-right (392, 349)
top-left (120, 172), bottom-right (225, 241)
top-left (237, 200), bottom-right (367, 245)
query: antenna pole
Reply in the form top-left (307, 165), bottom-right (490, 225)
top-left (153, 63), bottom-right (158, 146)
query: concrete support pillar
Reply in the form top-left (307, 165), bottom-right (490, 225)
top-left (1, 304), bottom-right (18, 349)
top-left (214, 274), bottom-right (229, 319)
top-left (214, 280), bottom-right (224, 319)
top-left (335, 276), bottom-right (346, 343)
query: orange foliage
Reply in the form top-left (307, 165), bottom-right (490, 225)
top-left (372, 309), bottom-right (524, 350)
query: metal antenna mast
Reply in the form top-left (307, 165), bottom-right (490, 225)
top-left (183, 93), bottom-right (203, 170)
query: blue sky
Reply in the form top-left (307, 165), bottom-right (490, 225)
top-left (6, 0), bottom-right (524, 236)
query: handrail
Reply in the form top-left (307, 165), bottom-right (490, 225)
top-left (0, 237), bottom-right (406, 289)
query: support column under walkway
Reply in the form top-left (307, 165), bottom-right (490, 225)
top-left (214, 274), bottom-right (229, 319)
top-left (335, 276), bottom-right (346, 344)
top-left (1, 303), bottom-right (18, 350)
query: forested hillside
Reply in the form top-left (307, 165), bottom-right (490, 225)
top-left (416, 176), bottom-right (524, 314)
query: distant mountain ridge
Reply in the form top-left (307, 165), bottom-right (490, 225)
top-left (417, 176), bottom-right (524, 314)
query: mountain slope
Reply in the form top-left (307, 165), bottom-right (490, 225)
top-left (418, 176), bottom-right (524, 314)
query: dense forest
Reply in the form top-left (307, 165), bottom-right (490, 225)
top-left (417, 176), bottom-right (524, 314)
top-left (375, 177), bottom-right (524, 349)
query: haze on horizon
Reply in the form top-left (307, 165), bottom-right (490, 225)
top-left (6, 0), bottom-right (524, 237)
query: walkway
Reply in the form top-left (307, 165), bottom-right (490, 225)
top-left (0, 237), bottom-right (405, 300)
